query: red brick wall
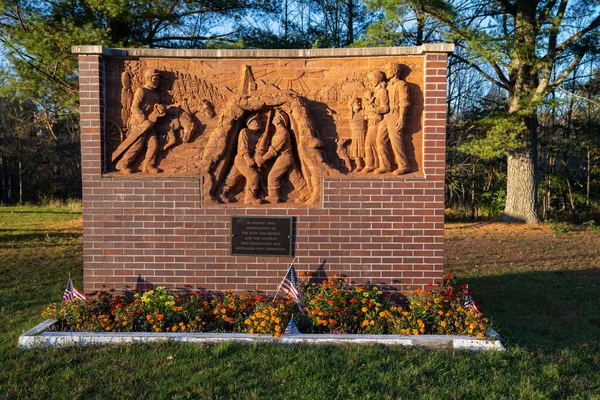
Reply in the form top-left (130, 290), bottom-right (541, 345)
top-left (79, 52), bottom-right (447, 294)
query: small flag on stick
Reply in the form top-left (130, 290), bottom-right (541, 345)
top-left (278, 263), bottom-right (305, 310)
top-left (464, 285), bottom-right (482, 314)
top-left (63, 275), bottom-right (86, 301)
top-left (283, 317), bottom-right (302, 335)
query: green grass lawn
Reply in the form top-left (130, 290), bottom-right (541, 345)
top-left (1, 207), bottom-right (599, 399)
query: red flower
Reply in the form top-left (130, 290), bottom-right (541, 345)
top-left (444, 273), bottom-right (452, 279)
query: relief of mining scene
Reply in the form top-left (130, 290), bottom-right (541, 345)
top-left (103, 57), bottom-right (424, 206)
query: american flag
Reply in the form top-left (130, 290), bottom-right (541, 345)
top-left (63, 275), bottom-right (86, 302)
top-left (279, 265), bottom-right (305, 310)
top-left (283, 317), bottom-right (302, 335)
top-left (464, 285), bottom-right (482, 314)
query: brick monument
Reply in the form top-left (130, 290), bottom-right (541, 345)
top-left (73, 44), bottom-right (453, 293)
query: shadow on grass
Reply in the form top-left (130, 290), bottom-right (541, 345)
top-left (466, 268), bottom-right (600, 352)
top-left (0, 231), bottom-right (81, 243)
top-left (0, 209), bottom-right (79, 215)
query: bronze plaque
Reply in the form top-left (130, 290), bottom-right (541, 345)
top-left (231, 216), bottom-right (293, 257)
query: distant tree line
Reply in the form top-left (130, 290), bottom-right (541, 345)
top-left (1, 0), bottom-right (598, 222)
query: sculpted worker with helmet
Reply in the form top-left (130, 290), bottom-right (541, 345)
top-left (114, 68), bottom-right (166, 174)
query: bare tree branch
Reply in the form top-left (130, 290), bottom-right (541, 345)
top-left (452, 52), bottom-right (509, 89)
top-left (554, 14), bottom-right (600, 57)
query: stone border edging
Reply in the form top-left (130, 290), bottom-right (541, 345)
top-left (19, 320), bottom-right (504, 351)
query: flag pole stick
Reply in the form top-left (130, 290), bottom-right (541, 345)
top-left (272, 256), bottom-right (297, 302)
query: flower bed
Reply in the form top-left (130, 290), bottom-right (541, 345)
top-left (41, 275), bottom-right (491, 339)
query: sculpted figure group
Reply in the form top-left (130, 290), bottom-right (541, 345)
top-left (221, 109), bottom-right (310, 204)
top-left (349, 63), bottom-right (410, 176)
top-left (110, 63), bottom-right (413, 205)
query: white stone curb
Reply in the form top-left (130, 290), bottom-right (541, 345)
top-left (19, 320), bottom-right (504, 351)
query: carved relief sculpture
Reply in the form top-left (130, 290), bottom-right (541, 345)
top-left (105, 56), bottom-right (423, 206)
top-left (256, 109), bottom-right (310, 203)
top-left (113, 69), bottom-right (166, 174)
top-left (385, 63), bottom-right (411, 175)
top-left (220, 113), bottom-right (264, 205)
top-left (362, 70), bottom-right (391, 174)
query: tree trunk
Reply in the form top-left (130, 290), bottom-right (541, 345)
top-left (502, 114), bottom-right (539, 224)
top-left (586, 148), bottom-right (590, 217)
top-left (0, 154), bottom-right (5, 204)
top-left (346, 0), bottom-right (354, 45)
top-left (504, 150), bottom-right (538, 223)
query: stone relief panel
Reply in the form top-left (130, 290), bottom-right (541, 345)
top-left (103, 56), bottom-right (424, 206)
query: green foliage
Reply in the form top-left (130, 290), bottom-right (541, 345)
top-left (549, 222), bottom-right (572, 234)
top-left (459, 114), bottom-right (526, 160)
top-left (583, 220), bottom-right (600, 233)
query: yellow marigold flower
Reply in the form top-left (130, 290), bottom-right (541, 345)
top-left (275, 326), bottom-right (282, 332)
top-left (477, 332), bottom-right (484, 338)
top-left (362, 307), bottom-right (368, 312)
top-left (440, 321), bottom-right (447, 327)
top-left (370, 320), bottom-right (375, 325)
top-left (274, 332), bottom-right (281, 338)
top-left (260, 321), bottom-right (266, 327)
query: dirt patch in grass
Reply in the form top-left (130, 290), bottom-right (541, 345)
top-left (446, 222), bottom-right (600, 350)
top-left (446, 222), bottom-right (600, 273)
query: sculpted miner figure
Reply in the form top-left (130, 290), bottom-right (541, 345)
top-left (114, 69), bottom-right (166, 174)
top-left (385, 63), bottom-right (411, 175)
top-left (220, 114), bottom-right (263, 205)
top-left (362, 70), bottom-right (391, 174)
top-left (255, 109), bottom-right (310, 203)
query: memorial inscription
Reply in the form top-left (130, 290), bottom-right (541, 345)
top-left (231, 216), bottom-right (293, 257)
